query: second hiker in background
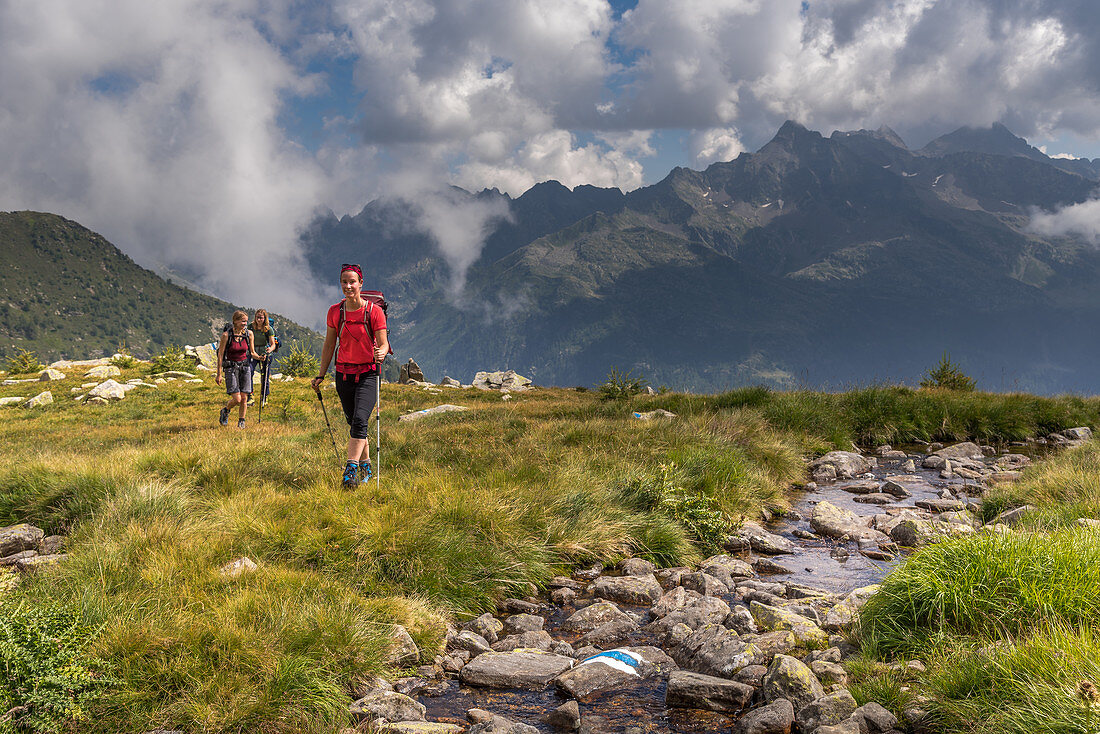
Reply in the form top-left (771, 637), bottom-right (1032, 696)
top-left (311, 264), bottom-right (389, 488)
top-left (216, 310), bottom-right (263, 428)
top-left (248, 309), bottom-right (277, 406)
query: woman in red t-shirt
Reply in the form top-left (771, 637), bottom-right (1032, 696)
top-left (311, 264), bottom-right (389, 488)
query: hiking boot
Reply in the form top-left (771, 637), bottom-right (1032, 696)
top-left (342, 461), bottom-right (359, 489)
top-left (359, 462), bottom-right (373, 483)
top-left (247, 397), bottom-right (255, 406)
top-left (237, 418), bottom-right (246, 429)
top-left (219, 407), bottom-right (229, 426)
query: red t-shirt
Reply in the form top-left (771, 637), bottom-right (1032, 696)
top-left (327, 300), bottom-right (387, 375)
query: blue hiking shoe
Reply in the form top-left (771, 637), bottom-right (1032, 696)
top-left (359, 462), bottom-right (373, 483)
top-left (342, 461), bottom-right (359, 489)
top-left (219, 407), bottom-right (229, 426)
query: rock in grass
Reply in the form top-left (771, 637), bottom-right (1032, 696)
top-left (822, 585), bottom-right (879, 632)
top-left (993, 505), bottom-right (1035, 525)
top-left (590, 574), bottom-right (663, 606)
top-left (811, 660), bottom-right (848, 687)
top-left (0, 396), bottom-right (25, 406)
top-left (21, 391), bottom-right (52, 407)
top-left (665, 669), bottom-right (753, 713)
top-left (349, 690), bottom-right (426, 723)
top-left (88, 379), bottom-right (135, 400)
top-left (459, 650), bottom-right (574, 690)
top-left (851, 702), bottom-right (899, 732)
top-left (398, 404), bottom-right (467, 422)
top-left (39, 368), bottom-right (66, 381)
top-left (763, 655), bottom-right (824, 713)
top-left (219, 556), bottom-right (258, 578)
top-left (84, 365), bottom-right (121, 379)
top-left (795, 689), bottom-right (858, 731)
top-left (731, 698), bottom-right (795, 734)
top-left (388, 625), bottom-right (420, 666)
top-left (0, 524), bottom-right (44, 557)
top-left (749, 602), bottom-right (828, 647)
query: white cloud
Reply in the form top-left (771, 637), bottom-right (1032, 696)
top-left (1029, 198), bottom-right (1100, 245)
top-left (691, 127), bottom-right (746, 166)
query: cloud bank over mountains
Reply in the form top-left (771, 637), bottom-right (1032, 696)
top-left (1, 0), bottom-right (1099, 321)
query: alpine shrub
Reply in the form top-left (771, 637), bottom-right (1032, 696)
top-left (920, 353), bottom-right (976, 392)
top-left (148, 346), bottom-right (191, 374)
top-left (279, 341), bottom-right (320, 378)
top-left (108, 354), bottom-right (139, 369)
top-left (0, 599), bottom-right (112, 733)
top-left (4, 348), bottom-right (43, 375)
top-left (599, 367), bottom-right (648, 400)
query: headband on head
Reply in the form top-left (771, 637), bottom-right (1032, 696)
top-left (340, 263), bottom-right (362, 281)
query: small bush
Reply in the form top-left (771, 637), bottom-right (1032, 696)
top-left (920, 353), bottom-right (976, 392)
top-left (148, 346), bottom-right (191, 374)
top-left (599, 367), bottom-right (648, 400)
top-left (279, 341), bottom-right (320, 378)
top-left (0, 599), bottom-right (112, 733)
top-left (108, 354), bottom-right (139, 369)
top-left (620, 463), bottom-right (729, 549)
top-left (4, 348), bottom-right (43, 375)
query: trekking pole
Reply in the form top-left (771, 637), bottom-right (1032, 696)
top-left (376, 370), bottom-right (381, 491)
top-left (257, 360), bottom-right (266, 425)
top-left (314, 384), bottom-right (342, 463)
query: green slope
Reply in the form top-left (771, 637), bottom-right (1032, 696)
top-left (0, 211), bottom-right (320, 361)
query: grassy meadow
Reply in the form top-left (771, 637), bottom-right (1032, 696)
top-left (1, 368), bottom-right (1099, 733)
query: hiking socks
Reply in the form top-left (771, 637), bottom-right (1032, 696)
top-left (342, 461), bottom-right (359, 488)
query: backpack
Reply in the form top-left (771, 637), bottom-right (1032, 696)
top-left (336, 290), bottom-right (393, 365)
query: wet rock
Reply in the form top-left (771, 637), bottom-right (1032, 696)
top-left (725, 606), bottom-right (758, 634)
top-left (0, 524), bottom-right (44, 557)
top-left (796, 689), bottom-right (858, 731)
top-left (502, 613), bottom-right (544, 636)
top-left (459, 650), bottom-right (574, 690)
top-left (812, 464), bottom-right (838, 483)
top-left (562, 601), bottom-right (631, 632)
top-left (590, 574), bottom-right (663, 606)
top-left (665, 669), bottom-right (754, 713)
top-left (731, 698), bottom-right (795, 734)
top-left (853, 493), bottom-right (895, 505)
top-left (822, 585), bottom-right (879, 632)
top-left (852, 701), bottom-right (899, 732)
top-left (809, 452), bottom-right (874, 480)
top-left (700, 554), bottom-right (756, 583)
top-left (914, 498), bottom-right (966, 512)
top-left (933, 441), bottom-right (984, 460)
top-left (491, 630), bottom-right (554, 652)
top-left (675, 625), bottom-right (757, 677)
top-left (620, 557), bottom-right (656, 576)
top-left (763, 655), bottom-right (825, 713)
top-left (463, 613), bottom-right (504, 643)
top-left (875, 481), bottom-right (910, 499)
top-left (579, 620), bottom-right (638, 648)
top-left (388, 625), bottom-right (421, 666)
top-left (549, 576), bottom-right (582, 589)
top-left (749, 602), bottom-right (828, 647)
top-left (838, 480), bottom-right (881, 495)
top-left (732, 522), bottom-right (796, 555)
top-left (752, 557), bottom-right (793, 575)
top-left (349, 690), bottom-right (426, 723)
top-left (680, 571), bottom-right (729, 596)
top-left (546, 700), bottom-right (581, 731)
top-left (551, 587), bottom-right (577, 606)
top-left (555, 659), bottom-right (641, 701)
top-left (451, 631), bottom-right (493, 656)
top-left (811, 502), bottom-right (886, 543)
top-left (921, 455), bottom-right (947, 470)
top-left (901, 459), bottom-right (917, 472)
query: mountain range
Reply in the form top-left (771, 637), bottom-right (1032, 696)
top-left (301, 122), bottom-right (1100, 393)
top-left (0, 211), bottom-right (320, 361)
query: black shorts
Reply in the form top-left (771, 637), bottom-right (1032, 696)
top-left (335, 372), bottom-right (378, 439)
top-left (224, 361), bottom-right (252, 395)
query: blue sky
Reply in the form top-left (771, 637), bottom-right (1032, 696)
top-left (2, 0), bottom-right (1099, 320)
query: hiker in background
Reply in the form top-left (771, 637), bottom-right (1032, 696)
top-left (311, 264), bottom-right (388, 488)
top-left (248, 309), bottom-right (277, 406)
top-left (216, 310), bottom-right (263, 428)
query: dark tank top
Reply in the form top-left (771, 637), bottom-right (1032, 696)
top-left (225, 331), bottom-right (249, 361)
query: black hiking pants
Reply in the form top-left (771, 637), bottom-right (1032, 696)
top-left (334, 371), bottom-right (379, 439)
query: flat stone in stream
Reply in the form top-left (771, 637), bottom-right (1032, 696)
top-left (810, 501), bottom-right (888, 543)
top-left (589, 574), bottom-right (663, 606)
top-left (731, 522), bottom-right (796, 555)
top-left (914, 498), bottom-right (966, 512)
top-left (838, 480), bottom-right (881, 495)
top-left (561, 601), bottom-right (632, 632)
top-left (665, 669), bottom-right (754, 713)
top-left (348, 690), bottom-right (426, 723)
top-left (808, 451), bottom-right (874, 479)
top-left (459, 650), bottom-right (574, 690)
top-left (853, 493), bottom-right (895, 505)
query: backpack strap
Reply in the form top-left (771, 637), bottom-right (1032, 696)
top-left (335, 300), bottom-right (377, 369)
